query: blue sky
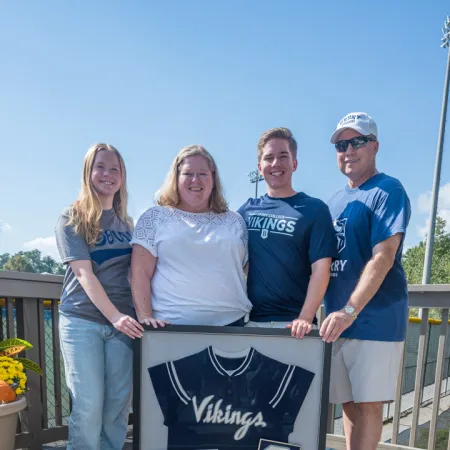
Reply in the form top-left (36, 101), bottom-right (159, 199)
top-left (1, 0), bottom-right (450, 261)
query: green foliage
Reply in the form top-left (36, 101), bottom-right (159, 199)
top-left (403, 216), bottom-right (450, 285)
top-left (0, 338), bottom-right (42, 376)
top-left (16, 358), bottom-right (43, 376)
top-left (403, 216), bottom-right (450, 319)
top-left (415, 428), bottom-right (449, 449)
top-left (0, 339), bottom-right (33, 352)
top-left (0, 253), bottom-right (10, 268)
top-left (0, 249), bottom-right (64, 275)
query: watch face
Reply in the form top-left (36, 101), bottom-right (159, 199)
top-left (345, 306), bottom-right (355, 314)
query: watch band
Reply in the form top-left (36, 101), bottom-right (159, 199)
top-left (344, 306), bottom-right (357, 320)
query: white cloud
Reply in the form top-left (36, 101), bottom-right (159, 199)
top-left (0, 221), bottom-right (12, 233)
top-left (417, 182), bottom-right (450, 238)
top-left (23, 236), bottom-right (61, 262)
top-left (418, 182), bottom-right (450, 213)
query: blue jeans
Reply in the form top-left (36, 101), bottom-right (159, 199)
top-left (59, 313), bottom-right (133, 450)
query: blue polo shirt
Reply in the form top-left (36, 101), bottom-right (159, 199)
top-left (238, 193), bottom-right (337, 323)
top-left (324, 173), bottom-right (411, 342)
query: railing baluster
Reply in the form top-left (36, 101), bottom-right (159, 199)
top-left (51, 299), bottom-right (63, 426)
top-left (0, 298), bottom-right (4, 342)
top-left (391, 339), bottom-right (407, 444)
top-left (409, 308), bottom-right (429, 447)
top-left (6, 297), bottom-right (15, 338)
top-left (38, 299), bottom-right (48, 429)
top-left (16, 298), bottom-right (44, 450)
top-left (327, 403), bottom-right (335, 434)
top-left (427, 308), bottom-right (449, 450)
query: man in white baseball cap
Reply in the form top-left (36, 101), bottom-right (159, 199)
top-left (320, 112), bottom-right (411, 450)
top-left (329, 112), bottom-right (378, 144)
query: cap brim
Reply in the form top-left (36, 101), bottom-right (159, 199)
top-left (330, 125), bottom-right (371, 144)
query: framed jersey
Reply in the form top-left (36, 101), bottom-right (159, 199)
top-left (133, 326), bottom-right (331, 450)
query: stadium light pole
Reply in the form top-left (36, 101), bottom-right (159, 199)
top-left (248, 170), bottom-right (264, 198)
top-left (422, 16), bottom-right (450, 284)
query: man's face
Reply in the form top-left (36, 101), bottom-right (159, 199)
top-left (335, 129), bottom-right (378, 183)
top-left (258, 138), bottom-right (297, 192)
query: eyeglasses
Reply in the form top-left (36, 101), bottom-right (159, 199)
top-left (335, 135), bottom-right (377, 153)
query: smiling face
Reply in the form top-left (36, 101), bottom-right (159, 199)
top-left (258, 138), bottom-right (298, 198)
top-left (177, 155), bottom-right (214, 213)
top-left (336, 129), bottom-right (378, 188)
top-left (90, 150), bottom-right (122, 206)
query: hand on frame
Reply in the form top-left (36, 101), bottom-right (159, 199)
top-left (111, 313), bottom-right (144, 339)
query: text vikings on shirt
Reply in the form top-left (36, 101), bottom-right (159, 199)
top-left (237, 193), bottom-right (337, 323)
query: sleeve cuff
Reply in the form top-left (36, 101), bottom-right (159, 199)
top-left (130, 238), bottom-right (158, 257)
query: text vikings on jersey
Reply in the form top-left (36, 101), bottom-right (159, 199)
top-left (148, 346), bottom-right (315, 450)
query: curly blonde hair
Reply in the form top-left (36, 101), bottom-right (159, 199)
top-left (67, 143), bottom-right (132, 246)
top-left (156, 145), bottom-right (228, 213)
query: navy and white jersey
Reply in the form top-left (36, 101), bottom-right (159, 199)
top-left (148, 346), bottom-right (315, 450)
top-left (238, 193), bottom-right (337, 323)
top-left (324, 173), bottom-right (411, 342)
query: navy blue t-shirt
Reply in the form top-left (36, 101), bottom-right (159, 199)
top-left (238, 193), bottom-right (337, 322)
top-left (324, 173), bottom-right (411, 342)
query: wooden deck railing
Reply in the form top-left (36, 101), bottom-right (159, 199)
top-left (0, 271), bottom-right (67, 449)
top-left (1, 271), bottom-right (450, 450)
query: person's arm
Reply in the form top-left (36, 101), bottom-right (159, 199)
top-left (288, 203), bottom-right (336, 339)
top-left (69, 260), bottom-right (144, 339)
top-left (319, 233), bottom-right (402, 343)
top-left (288, 257), bottom-right (331, 338)
top-left (55, 210), bottom-right (143, 339)
top-left (130, 243), bottom-right (169, 328)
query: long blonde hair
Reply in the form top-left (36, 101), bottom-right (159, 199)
top-left (157, 145), bottom-right (228, 213)
top-left (67, 143), bottom-right (131, 246)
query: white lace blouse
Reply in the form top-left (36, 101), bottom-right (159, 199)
top-left (130, 206), bottom-right (252, 325)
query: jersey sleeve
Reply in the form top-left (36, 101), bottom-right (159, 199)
top-left (269, 362), bottom-right (315, 422)
top-left (148, 360), bottom-right (192, 425)
top-left (130, 207), bottom-right (161, 257)
top-left (236, 199), bottom-right (251, 222)
top-left (54, 209), bottom-right (91, 264)
top-left (308, 203), bottom-right (338, 264)
top-left (370, 187), bottom-right (411, 248)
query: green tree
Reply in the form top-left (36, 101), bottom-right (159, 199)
top-left (1, 250), bottom-right (64, 275)
top-left (0, 253), bottom-right (11, 268)
top-left (3, 254), bottom-right (34, 273)
top-left (403, 216), bottom-right (450, 319)
top-left (403, 216), bottom-right (450, 284)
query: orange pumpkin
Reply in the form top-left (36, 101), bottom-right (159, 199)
top-left (0, 380), bottom-right (16, 403)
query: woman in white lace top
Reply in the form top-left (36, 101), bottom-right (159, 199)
top-left (130, 145), bottom-right (252, 327)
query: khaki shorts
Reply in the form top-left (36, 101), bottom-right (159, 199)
top-left (330, 338), bottom-right (404, 404)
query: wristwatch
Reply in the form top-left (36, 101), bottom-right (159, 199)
top-left (343, 305), bottom-right (357, 320)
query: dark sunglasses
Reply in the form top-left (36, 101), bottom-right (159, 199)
top-left (335, 135), bottom-right (377, 153)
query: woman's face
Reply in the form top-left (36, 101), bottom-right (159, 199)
top-left (177, 155), bottom-right (214, 213)
top-left (91, 150), bottom-right (122, 201)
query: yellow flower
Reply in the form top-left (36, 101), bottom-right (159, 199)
top-left (0, 356), bottom-right (27, 393)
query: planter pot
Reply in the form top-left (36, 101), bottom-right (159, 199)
top-left (0, 397), bottom-right (27, 450)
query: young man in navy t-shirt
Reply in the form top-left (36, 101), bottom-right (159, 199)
top-left (321, 112), bottom-right (411, 450)
top-left (237, 127), bottom-right (337, 338)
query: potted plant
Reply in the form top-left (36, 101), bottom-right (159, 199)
top-left (0, 338), bottom-right (42, 450)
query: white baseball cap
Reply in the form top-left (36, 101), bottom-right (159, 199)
top-left (330, 112), bottom-right (378, 144)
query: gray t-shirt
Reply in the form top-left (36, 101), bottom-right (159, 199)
top-left (55, 207), bottom-right (134, 324)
